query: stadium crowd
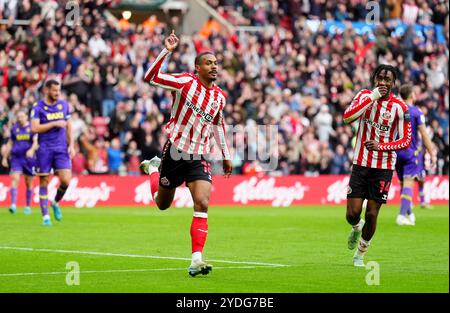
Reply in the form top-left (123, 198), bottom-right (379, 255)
top-left (0, 0), bottom-right (448, 176)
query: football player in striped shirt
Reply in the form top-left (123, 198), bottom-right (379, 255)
top-left (343, 65), bottom-right (412, 267)
top-left (140, 31), bottom-right (233, 277)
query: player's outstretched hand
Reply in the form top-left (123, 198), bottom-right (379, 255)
top-left (164, 30), bottom-right (179, 52)
top-left (364, 140), bottom-right (379, 151)
top-left (223, 159), bottom-right (232, 178)
top-left (1, 157), bottom-right (8, 168)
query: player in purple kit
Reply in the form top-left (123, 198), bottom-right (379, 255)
top-left (31, 80), bottom-right (75, 226)
top-left (395, 84), bottom-right (437, 226)
top-left (2, 110), bottom-right (38, 215)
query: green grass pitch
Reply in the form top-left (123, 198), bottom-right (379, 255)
top-left (0, 204), bottom-right (447, 292)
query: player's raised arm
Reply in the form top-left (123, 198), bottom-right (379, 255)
top-left (377, 105), bottom-right (412, 151)
top-left (144, 30), bottom-right (192, 91)
top-left (343, 88), bottom-right (382, 124)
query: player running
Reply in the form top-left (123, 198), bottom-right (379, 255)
top-left (2, 110), bottom-right (38, 215)
top-left (140, 31), bottom-right (232, 277)
top-left (395, 84), bottom-right (437, 226)
top-left (31, 80), bottom-right (75, 226)
top-left (343, 65), bottom-right (412, 267)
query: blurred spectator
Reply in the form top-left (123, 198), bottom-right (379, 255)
top-left (107, 137), bottom-right (124, 175)
top-left (125, 140), bottom-right (141, 176)
top-left (329, 144), bottom-right (350, 174)
top-left (72, 143), bottom-right (88, 176)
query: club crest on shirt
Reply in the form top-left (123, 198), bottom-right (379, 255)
top-left (57, 104), bottom-right (63, 110)
top-left (381, 111), bottom-right (391, 120)
top-left (211, 100), bottom-right (220, 109)
top-left (44, 106), bottom-right (48, 110)
top-left (194, 90), bottom-right (202, 98)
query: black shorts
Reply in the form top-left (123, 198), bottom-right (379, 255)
top-left (158, 140), bottom-right (212, 189)
top-left (347, 164), bottom-right (394, 204)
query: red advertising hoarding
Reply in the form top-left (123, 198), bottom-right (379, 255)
top-left (0, 175), bottom-right (448, 208)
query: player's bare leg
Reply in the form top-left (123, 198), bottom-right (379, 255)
top-left (187, 180), bottom-right (212, 277)
top-left (346, 198), bottom-right (365, 250)
top-left (51, 169), bottom-right (72, 222)
top-left (24, 175), bottom-right (33, 215)
top-left (397, 178), bottom-right (415, 226)
top-left (39, 175), bottom-right (51, 225)
top-left (8, 173), bottom-right (20, 214)
top-left (154, 187), bottom-right (175, 210)
top-left (140, 156), bottom-right (175, 210)
top-left (352, 200), bottom-right (382, 267)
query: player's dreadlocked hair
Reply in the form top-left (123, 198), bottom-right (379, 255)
top-left (370, 64), bottom-right (398, 87)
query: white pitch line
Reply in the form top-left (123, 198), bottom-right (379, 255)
top-left (0, 265), bottom-right (276, 277)
top-left (0, 246), bottom-right (289, 267)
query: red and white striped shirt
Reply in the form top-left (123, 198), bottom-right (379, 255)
top-left (344, 89), bottom-right (412, 170)
top-left (144, 48), bottom-right (231, 159)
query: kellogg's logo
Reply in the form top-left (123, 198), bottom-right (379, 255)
top-left (233, 177), bottom-right (308, 207)
top-left (0, 183), bottom-right (10, 202)
top-left (33, 177), bottom-right (114, 208)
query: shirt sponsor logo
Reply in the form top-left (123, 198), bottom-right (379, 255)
top-left (16, 134), bottom-right (30, 141)
top-left (186, 101), bottom-right (213, 123)
top-left (46, 112), bottom-right (65, 120)
top-left (363, 118), bottom-right (390, 131)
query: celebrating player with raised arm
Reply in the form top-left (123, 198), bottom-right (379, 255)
top-left (343, 65), bottom-right (412, 267)
top-left (394, 84), bottom-right (437, 226)
top-left (140, 31), bottom-right (232, 277)
top-left (2, 110), bottom-right (38, 215)
top-left (31, 80), bottom-right (74, 226)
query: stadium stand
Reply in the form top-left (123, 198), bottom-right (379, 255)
top-left (0, 0), bottom-right (448, 176)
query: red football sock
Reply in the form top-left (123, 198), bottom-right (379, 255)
top-left (190, 213), bottom-right (208, 253)
top-left (150, 172), bottom-right (160, 201)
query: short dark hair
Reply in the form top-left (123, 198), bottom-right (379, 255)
top-left (195, 51), bottom-right (215, 66)
top-left (399, 84), bottom-right (413, 100)
top-left (45, 79), bottom-right (60, 88)
top-left (370, 64), bottom-right (398, 86)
